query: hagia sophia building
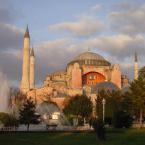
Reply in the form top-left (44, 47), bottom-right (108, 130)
top-left (20, 26), bottom-right (138, 111)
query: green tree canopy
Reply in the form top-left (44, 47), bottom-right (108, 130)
top-left (139, 66), bottom-right (145, 80)
top-left (129, 77), bottom-right (145, 127)
top-left (63, 95), bottom-right (93, 124)
top-left (19, 98), bottom-right (40, 131)
top-left (96, 90), bottom-right (121, 122)
top-left (96, 89), bottom-right (133, 127)
top-left (0, 112), bottom-right (18, 127)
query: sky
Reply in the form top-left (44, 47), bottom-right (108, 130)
top-left (0, 0), bottom-right (145, 87)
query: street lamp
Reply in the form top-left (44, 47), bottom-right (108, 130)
top-left (102, 98), bottom-right (106, 123)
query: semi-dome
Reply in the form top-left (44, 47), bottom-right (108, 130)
top-left (68, 51), bottom-right (111, 67)
top-left (91, 81), bottom-right (119, 94)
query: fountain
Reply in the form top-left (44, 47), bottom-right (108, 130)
top-left (37, 101), bottom-right (70, 126)
top-left (0, 71), bottom-right (9, 112)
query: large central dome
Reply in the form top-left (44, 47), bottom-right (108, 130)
top-left (68, 51), bottom-right (111, 67)
top-left (74, 51), bottom-right (105, 61)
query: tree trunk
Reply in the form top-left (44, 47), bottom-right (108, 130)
top-left (27, 124), bottom-right (30, 131)
top-left (139, 109), bottom-right (143, 128)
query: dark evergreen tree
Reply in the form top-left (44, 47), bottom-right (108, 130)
top-left (129, 78), bottom-right (145, 127)
top-left (19, 98), bottom-right (40, 131)
top-left (139, 66), bottom-right (145, 80)
top-left (96, 89), bottom-right (122, 124)
top-left (96, 89), bottom-right (134, 128)
top-left (113, 110), bottom-right (133, 128)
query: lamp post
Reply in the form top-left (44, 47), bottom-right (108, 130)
top-left (102, 98), bottom-right (106, 123)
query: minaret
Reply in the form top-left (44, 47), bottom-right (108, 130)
top-left (21, 26), bottom-right (30, 93)
top-left (30, 47), bottom-right (35, 89)
top-left (134, 51), bottom-right (138, 80)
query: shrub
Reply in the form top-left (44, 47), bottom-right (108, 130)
top-left (0, 112), bottom-right (18, 127)
top-left (113, 110), bottom-right (133, 128)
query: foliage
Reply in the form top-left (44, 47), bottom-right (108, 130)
top-left (96, 90), bottom-right (122, 124)
top-left (113, 110), bottom-right (133, 128)
top-left (92, 118), bottom-right (106, 140)
top-left (120, 92), bottom-right (133, 114)
top-left (0, 112), bottom-right (18, 127)
top-left (0, 112), bottom-right (9, 126)
top-left (19, 98), bottom-right (40, 131)
top-left (96, 90), bottom-right (133, 128)
top-left (129, 76), bottom-right (145, 127)
top-left (9, 88), bottom-right (27, 117)
top-left (139, 66), bottom-right (145, 80)
top-left (63, 95), bottom-right (93, 125)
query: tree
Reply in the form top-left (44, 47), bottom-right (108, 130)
top-left (63, 95), bottom-right (93, 125)
top-left (19, 98), bottom-right (40, 131)
top-left (96, 89), bottom-right (133, 128)
top-left (0, 112), bottom-right (10, 126)
top-left (9, 88), bottom-right (27, 117)
top-left (96, 90), bottom-right (122, 125)
top-left (0, 112), bottom-right (18, 127)
top-left (139, 66), bottom-right (145, 80)
top-left (113, 110), bottom-right (133, 128)
top-left (129, 77), bottom-right (145, 127)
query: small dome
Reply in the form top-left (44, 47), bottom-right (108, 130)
top-left (91, 82), bottom-right (119, 93)
top-left (68, 51), bottom-right (111, 67)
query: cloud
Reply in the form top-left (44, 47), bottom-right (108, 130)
top-left (49, 16), bottom-right (104, 37)
top-left (0, 23), bottom-right (23, 51)
top-left (0, 50), bottom-right (21, 86)
top-left (84, 34), bottom-right (145, 60)
top-left (0, 0), bottom-right (24, 87)
top-left (91, 4), bottom-right (101, 12)
top-left (109, 3), bottom-right (145, 34)
top-left (0, 0), bottom-right (19, 23)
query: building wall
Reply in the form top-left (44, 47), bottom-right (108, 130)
top-left (82, 65), bottom-right (110, 81)
top-left (111, 64), bottom-right (121, 88)
top-left (71, 63), bottom-right (82, 89)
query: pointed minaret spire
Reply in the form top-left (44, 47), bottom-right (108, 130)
top-left (134, 51), bottom-right (138, 80)
top-left (30, 46), bottom-right (34, 57)
top-left (24, 25), bottom-right (30, 38)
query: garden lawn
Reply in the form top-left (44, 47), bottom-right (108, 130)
top-left (0, 129), bottom-right (145, 145)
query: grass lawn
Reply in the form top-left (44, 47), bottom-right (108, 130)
top-left (0, 129), bottom-right (145, 145)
